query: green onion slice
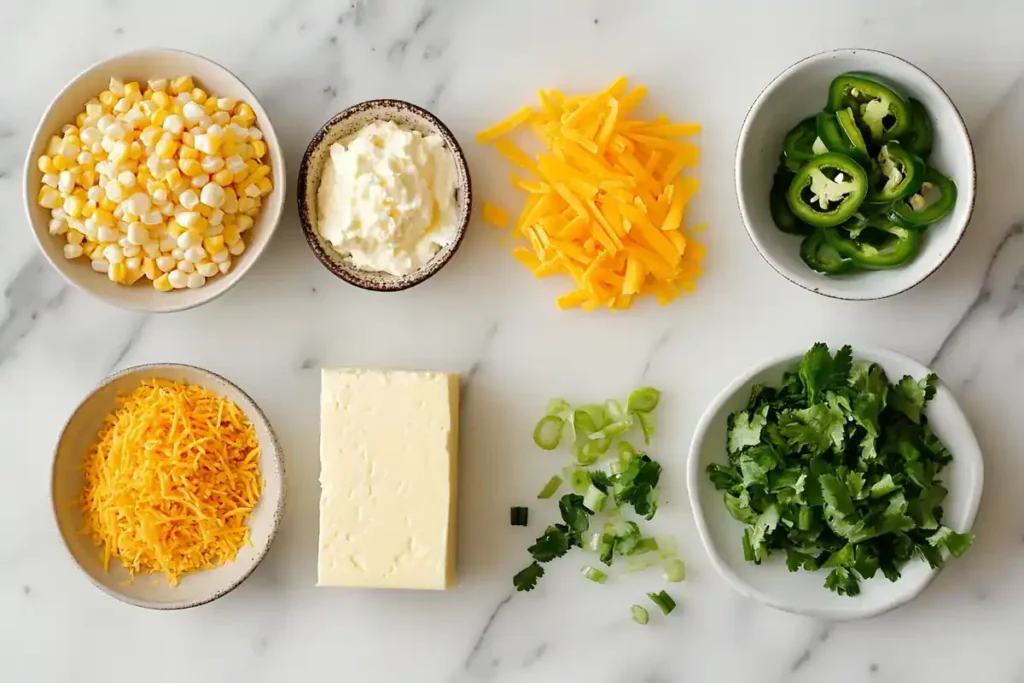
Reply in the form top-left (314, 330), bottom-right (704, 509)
top-left (628, 387), bottom-right (661, 413)
top-left (663, 558), bottom-right (686, 583)
top-left (546, 397), bottom-right (571, 416)
top-left (581, 565), bottom-right (608, 584)
top-left (582, 485), bottom-right (608, 513)
top-left (537, 475), bottom-right (563, 499)
top-left (510, 506), bottom-right (529, 526)
top-left (564, 466), bottom-right (592, 494)
top-left (637, 411), bottom-right (656, 444)
top-left (533, 415), bottom-right (564, 450)
top-left (631, 605), bottom-right (650, 625)
top-left (605, 399), bottom-right (627, 423)
top-left (623, 553), bottom-right (662, 573)
top-left (647, 589), bottom-right (676, 615)
top-left (635, 538), bottom-right (659, 555)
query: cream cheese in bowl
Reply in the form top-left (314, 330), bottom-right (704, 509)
top-left (316, 120), bottom-right (459, 276)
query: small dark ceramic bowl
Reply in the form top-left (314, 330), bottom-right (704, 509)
top-left (297, 99), bottom-right (472, 291)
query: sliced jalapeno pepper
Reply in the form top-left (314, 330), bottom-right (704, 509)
top-left (868, 141), bottom-right (925, 204)
top-left (815, 109), bottom-right (869, 164)
top-left (822, 219), bottom-right (922, 270)
top-left (781, 117), bottom-right (818, 172)
top-left (887, 167), bottom-right (958, 229)
top-left (786, 152), bottom-right (869, 228)
top-left (800, 230), bottom-right (855, 275)
top-left (827, 72), bottom-right (911, 144)
top-left (902, 98), bottom-right (934, 159)
top-left (770, 167), bottom-right (812, 235)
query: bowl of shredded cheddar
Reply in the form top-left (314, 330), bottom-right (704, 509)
top-left (51, 364), bottom-right (284, 609)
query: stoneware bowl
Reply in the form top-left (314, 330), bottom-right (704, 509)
top-left (297, 99), bottom-right (472, 292)
top-left (24, 48), bottom-right (286, 313)
top-left (735, 49), bottom-right (976, 300)
top-left (687, 345), bottom-right (983, 620)
top-left (52, 364), bottom-right (285, 610)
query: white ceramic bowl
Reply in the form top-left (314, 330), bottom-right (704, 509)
top-left (52, 364), bottom-right (285, 609)
top-left (735, 49), bottom-right (976, 300)
top-left (687, 346), bottom-right (983, 620)
top-left (24, 49), bottom-right (285, 313)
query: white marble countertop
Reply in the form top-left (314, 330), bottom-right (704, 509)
top-left (3, 1), bottom-right (1024, 681)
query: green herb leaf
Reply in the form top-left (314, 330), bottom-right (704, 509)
top-left (727, 404), bottom-right (768, 453)
top-left (890, 373), bottom-right (938, 424)
top-left (513, 561), bottom-right (545, 591)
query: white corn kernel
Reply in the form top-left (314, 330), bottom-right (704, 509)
top-left (212, 111), bottom-right (231, 126)
top-left (143, 241), bottom-right (160, 258)
top-left (226, 155), bottom-right (246, 174)
top-left (171, 247), bottom-right (186, 260)
top-left (190, 173), bottom-right (211, 189)
top-left (176, 92), bottom-right (193, 105)
top-left (156, 255), bottom-right (176, 272)
top-left (184, 245), bottom-right (206, 263)
top-left (97, 225), bottom-right (118, 243)
top-left (218, 260), bottom-right (232, 274)
top-left (123, 244), bottom-right (140, 258)
top-left (209, 209), bottom-right (224, 226)
top-left (176, 259), bottom-right (195, 274)
top-left (148, 78), bottom-right (168, 92)
top-left (103, 244), bottom-right (124, 263)
top-left (57, 171), bottom-right (75, 194)
top-left (182, 101), bottom-right (204, 123)
top-left (125, 256), bottom-right (142, 271)
top-left (168, 269), bottom-right (188, 289)
top-left (127, 223), bottom-right (149, 245)
top-left (77, 151), bottom-right (93, 165)
top-left (105, 123), bottom-right (127, 140)
top-left (177, 212), bottom-right (201, 230)
top-left (91, 258), bottom-right (109, 273)
top-left (108, 77), bottom-right (125, 96)
top-left (216, 98), bottom-right (235, 111)
top-left (87, 186), bottom-right (103, 203)
top-left (42, 173), bottom-right (58, 188)
top-left (248, 127), bottom-right (263, 141)
top-left (229, 240), bottom-right (246, 256)
top-left (124, 192), bottom-right (151, 216)
top-left (117, 171), bottom-right (136, 188)
top-left (211, 249), bottom-right (230, 264)
top-left (201, 155), bottom-right (225, 173)
top-left (64, 243), bottom-right (84, 259)
top-left (105, 180), bottom-right (124, 202)
top-left (206, 223), bottom-right (224, 237)
top-left (244, 183), bottom-right (261, 198)
top-left (228, 123), bottom-right (249, 140)
top-left (163, 115), bottom-right (185, 135)
top-left (179, 189), bottom-right (200, 209)
top-left (142, 210), bottom-right (163, 225)
top-left (200, 182), bottom-right (225, 208)
top-left (186, 272), bottom-right (206, 289)
top-left (123, 107), bottom-right (147, 128)
top-left (197, 261), bottom-right (219, 277)
top-left (159, 235), bottom-right (177, 251)
top-left (49, 218), bottom-right (67, 235)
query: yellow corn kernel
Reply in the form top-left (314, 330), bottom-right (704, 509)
top-left (139, 126), bottom-right (162, 147)
top-left (203, 98), bottom-right (219, 115)
top-left (167, 220), bottom-right (185, 238)
top-left (150, 109), bottom-right (169, 127)
top-left (108, 262), bottom-right (127, 284)
top-left (204, 235), bottom-right (226, 253)
top-left (237, 214), bottom-right (254, 232)
top-left (75, 112), bottom-right (88, 128)
top-left (256, 177), bottom-right (273, 195)
top-left (151, 91), bottom-right (172, 108)
top-left (213, 169), bottom-right (233, 186)
top-left (81, 169), bottom-right (98, 188)
top-left (66, 229), bottom-right (85, 245)
top-left (153, 273), bottom-right (173, 291)
top-left (99, 197), bottom-right (116, 212)
top-left (46, 135), bottom-right (62, 156)
top-left (142, 257), bottom-right (159, 280)
top-left (37, 186), bottom-right (61, 209)
top-left (221, 187), bottom-right (238, 213)
top-left (99, 90), bottom-right (117, 108)
top-left (250, 139), bottom-right (267, 159)
top-left (135, 169), bottom-right (151, 185)
top-left (179, 146), bottom-right (199, 160)
top-left (93, 209), bottom-right (114, 227)
top-left (221, 139), bottom-right (238, 157)
top-left (235, 102), bottom-right (256, 122)
top-left (182, 131), bottom-right (194, 148)
top-left (170, 76), bottom-right (194, 94)
top-left (128, 141), bottom-right (143, 160)
top-left (197, 204), bottom-right (213, 218)
top-left (165, 169), bottom-right (187, 193)
top-left (124, 82), bottom-right (141, 99)
top-left (111, 141), bottom-right (130, 163)
top-left (190, 87), bottom-right (208, 104)
top-left (192, 215), bottom-right (209, 233)
top-left (155, 138), bottom-right (178, 159)
top-left (52, 154), bottom-right (70, 171)
top-left (179, 158), bottom-right (202, 176)
top-left (81, 202), bottom-right (95, 218)
top-left (126, 267), bottom-right (144, 285)
top-left (37, 156), bottom-right (56, 174)
top-left (139, 100), bottom-right (155, 117)
top-left (248, 164), bottom-right (270, 183)
top-left (223, 225), bottom-right (240, 245)
top-left (82, 242), bottom-right (97, 257)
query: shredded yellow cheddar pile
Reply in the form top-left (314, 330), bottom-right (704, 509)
top-left (82, 379), bottom-right (263, 585)
top-left (477, 77), bottom-right (706, 311)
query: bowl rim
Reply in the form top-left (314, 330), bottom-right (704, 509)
top-left (22, 47), bottom-right (286, 314)
top-left (685, 344), bottom-right (984, 620)
top-left (734, 47), bottom-right (977, 301)
top-left (51, 362), bottom-right (286, 610)
top-left (296, 98), bottom-right (473, 292)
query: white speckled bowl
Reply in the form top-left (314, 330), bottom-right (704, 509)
top-left (52, 364), bottom-right (285, 610)
top-left (687, 346), bottom-right (983, 620)
top-left (24, 48), bottom-right (285, 313)
top-left (736, 49), bottom-right (976, 300)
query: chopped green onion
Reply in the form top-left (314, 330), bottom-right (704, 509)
top-left (585, 530), bottom-right (601, 552)
top-left (598, 532), bottom-right (616, 565)
top-left (546, 397), bottom-right (571, 415)
top-left (637, 411), bottom-right (656, 444)
top-left (510, 507), bottom-right (529, 526)
top-left (533, 415), bottom-right (564, 450)
top-left (581, 566), bottom-right (608, 584)
top-left (635, 538), bottom-right (659, 555)
top-left (605, 399), bottom-right (627, 423)
top-left (575, 437), bottom-right (610, 465)
top-left (564, 466), bottom-right (591, 494)
top-left (631, 605), bottom-right (650, 625)
top-left (628, 387), bottom-right (661, 413)
top-left (537, 475), bottom-right (563, 499)
top-left (663, 558), bottom-right (686, 583)
top-left (588, 420), bottom-right (631, 441)
top-left (742, 528), bottom-right (757, 563)
top-left (616, 521), bottom-right (642, 555)
top-left (623, 552), bottom-right (662, 573)
top-left (647, 590), bottom-right (676, 615)
top-left (582, 484), bottom-right (608, 513)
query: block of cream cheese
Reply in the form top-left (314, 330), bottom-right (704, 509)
top-left (318, 369), bottom-right (459, 589)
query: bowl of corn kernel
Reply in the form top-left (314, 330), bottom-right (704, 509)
top-left (23, 49), bottom-right (285, 312)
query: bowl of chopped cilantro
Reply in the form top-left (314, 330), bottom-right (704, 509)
top-left (687, 343), bottom-right (982, 619)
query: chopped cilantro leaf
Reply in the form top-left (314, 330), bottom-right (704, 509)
top-left (513, 561), bottom-right (545, 592)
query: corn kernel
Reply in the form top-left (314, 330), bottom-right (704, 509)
top-left (109, 262), bottom-right (128, 283)
top-left (82, 242), bottom-right (97, 257)
top-left (190, 88), bottom-right (208, 104)
top-left (237, 214), bottom-right (254, 232)
top-left (213, 169), bottom-right (233, 186)
top-left (150, 109), bottom-right (169, 127)
top-left (256, 177), bottom-right (273, 195)
top-left (67, 229), bottom-right (85, 245)
top-left (223, 225), bottom-right (240, 245)
top-left (204, 235), bottom-right (226, 253)
top-left (52, 154), bottom-right (70, 171)
top-left (165, 169), bottom-right (188, 193)
top-left (155, 138), bottom-right (178, 159)
top-left (170, 76), bottom-right (194, 94)
top-left (37, 156), bottom-right (56, 174)
top-left (250, 139), bottom-right (267, 159)
top-left (203, 99), bottom-right (219, 115)
top-left (221, 139), bottom-right (238, 157)
top-left (99, 90), bottom-right (117, 108)
top-left (142, 257), bottom-right (159, 280)
top-left (75, 112), bottom-right (88, 128)
top-left (167, 221), bottom-right (185, 238)
top-left (153, 273), bottom-right (173, 291)
top-left (179, 158), bottom-right (202, 176)
top-left (124, 82), bottom-right (141, 99)
top-left (179, 146), bottom-right (199, 160)
top-left (182, 131), bottom-right (194, 148)
top-left (81, 203), bottom-right (95, 218)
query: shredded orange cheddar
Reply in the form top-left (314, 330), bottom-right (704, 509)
top-left (481, 202), bottom-right (510, 227)
top-left (478, 77), bottom-right (706, 310)
top-left (81, 379), bottom-right (263, 585)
